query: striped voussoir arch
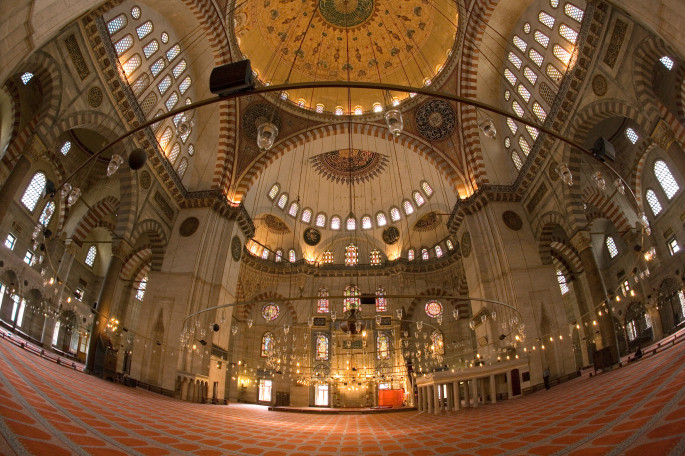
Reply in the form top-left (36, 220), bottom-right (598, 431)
top-left (674, 64), bottom-right (685, 124)
top-left (536, 211), bottom-right (572, 264)
top-left (50, 110), bottom-right (127, 149)
top-left (232, 122), bottom-right (461, 201)
top-left (566, 99), bottom-right (644, 145)
top-left (180, 0), bottom-right (238, 198)
top-left (70, 196), bottom-right (120, 246)
top-left (1, 82), bottom-right (21, 153)
top-left (243, 292), bottom-right (298, 324)
top-left (550, 239), bottom-right (584, 275)
top-left (583, 187), bottom-right (631, 235)
top-left (120, 244), bottom-right (152, 281)
top-left (632, 35), bottom-right (678, 126)
top-left (129, 219), bottom-right (168, 271)
top-left (456, 0), bottom-right (499, 190)
top-left (631, 139), bottom-right (660, 211)
top-left (551, 256), bottom-right (573, 284)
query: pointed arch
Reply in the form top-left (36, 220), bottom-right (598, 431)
top-left (129, 219), bottom-right (168, 271)
top-left (583, 187), bottom-right (632, 235)
top-left (70, 196), bottom-right (120, 246)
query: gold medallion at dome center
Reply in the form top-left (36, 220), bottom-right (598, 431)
top-left (318, 0), bottom-right (375, 27)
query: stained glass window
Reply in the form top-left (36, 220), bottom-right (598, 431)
top-left (136, 21), bottom-right (153, 39)
top-left (564, 3), bottom-right (584, 22)
top-left (412, 191), bottom-right (425, 207)
top-left (343, 285), bottom-right (360, 312)
top-left (261, 248), bottom-right (269, 260)
top-left (318, 288), bottom-right (329, 312)
top-left (346, 216), bottom-right (356, 231)
top-left (559, 24), bottom-right (578, 43)
top-left (276, 193), bottom-right (288, 209)
top-left (301, 208), bottom-right (312, 224)
top-left (408, 249), bottom-right (415, 261)
top-left (315, 212), bottom-right (326, 227)
top-left (21, 172), bottom-right (46, 212)
top-left (166, 44), bottom-right (181, 62)
top-left (157, 75), bottom-right (172, 95)
top-left (315, 334), bottom-right (329, 361)
top-left (376, 287), bottom-right (387, 312)
top-left (390, 207), bottom-right (401, 222)
top-left (606, 236), bottom-right (619, 258)
top-left (529, 48), bottom-right (544, 67)
top-left (507, 118), bottom-right (518, 134)
top-left (377, 333), bottom-right (390, 360)
top-left (274, 249), bottom-right (282, 262)
top-left (288, 201), bottom-right (299, 217)
top-left (268, 184), bottom-right (279, 200)
top-left (533, 102), bottom-right (547, 122)
top-left (321, 250), bottom-right (333, 264)
top-left (39, 201), bottom-right (55, 226)
top-left (519, 136), bottom-right (531, 156)
top-left (534, 30), bottom-right (550, 48)
top-left (435, 245), bottom-right (443, 258)
top-left (261, 332), bottom-right (274, 357)
top-left (660, 56), bottom-right (674, 70)
top-left (431, 330), bottom-right (444, 355)
top-left (172, 60), bottom-right (187, 79)
top-left (421, 181), bottom-right (433, 197)
top-left (654, 160), bottom-right (679, 199)
top-left (425, 300), bottom-right (443, 317)
top-left (513, 36), bottom-right (527, 53)
top-left (316, 103), bottom-right (325, 113)
top-left (165, 92), bottom-right (179, 111)
top-left (524, 67), bottom-right (538, 85)
top-left (330, 215), bottom-right (341, 230)
top-left (504, 68), bottom-right (517, 86)
top-left (509, 52), bottom-right (522, 69)
top-left (546, 63), bottom-right (562, 82)
top-left (446, 239), bottom-right (454, 250)
top-left (115, 34), bottom-right (134, 56)
top-left (646, 189), bottom-right (662, 216)
top-left (177, 157), bottom-right (188, 179)
top-left (84, 245), bottom-right (97, 267)
top-left (122, 54), bottom-right (142, 76)
top-left (421, 248), bottom-right (429, 260)
top-left (517, 84), bottom-right (531, 102)
top-left (288, 249), bottom-right (296, 263)
top-left (625, 128), bottom-right (639, 144)
top-left (512, 151), bottom-right (524, 170)
top-left (107, 14), bottom-right (127, 35)
top-left (376, 212), bottom-right (387, 227)
top-left (150, 58), bottom-right (165, 77)
top-left (143, 39), bottom-right (159, 59)
top-left (135, 274), bottom-right (148, 300)
top-left (370, 249), bottom-right (381, 265)
top-left (262, 303), bottom-right (280, 321)
top-left (557, 269), bottom-right (569, 294)
top-left (539, 11), bottom-right (555, 29)
top-left (361, 215), bottom-right (372, 229)
top-left (345, 244), bottom-right (358, 266)
top-left (402, 200), bottom-right (414, 215)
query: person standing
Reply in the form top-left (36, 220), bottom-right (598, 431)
top-left (543, 367), bottom-right (551, 390)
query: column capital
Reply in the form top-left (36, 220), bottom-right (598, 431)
top-left (111, 239), bottom-right (132, 260)
top-left (570, 230), bottom-right (592, 253)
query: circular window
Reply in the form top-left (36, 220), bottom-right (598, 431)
top-left (131, 6), bottom-right (141, 19)
top-left (425, 300), bottom-right (443, 318)
top-left (262, 303), bottom-right (280, 321)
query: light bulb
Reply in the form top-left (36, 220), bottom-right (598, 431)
top-left (593, 171), bottom-right (606, 190)
top-left (60, 183), bottom-right (72, 199)
top-left (107, 154), bottom-right (124, 177)
top-left (613, 178), bottom-right (625, 195)
top-left (479, 118), bottom-right (497, 139)
top-left (67, 187), bottom-right (81, 207)
top-left (256, 123), bottom-right (279, 151)
top-left (384, 109), bottom-right (403, 138)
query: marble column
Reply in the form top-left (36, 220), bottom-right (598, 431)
top-left (453, 381), bottom-right (460, 410)
top-left (433, 384), bottom-right (440, 414)
top-left (471, 378), bottom-right (478, 408)
top-left (446, 383), bottom-right (453, 411)
top-left (506, 370), bottom-right (513, 399)
top-left (427, 385), bottom-right (434, 413)
top-left (490, 375), bottom-right (496, 404)
top-left (463, 379), bottom-right (470, 407)
top-left (41, 242), bottom-right (76, 346)
top-left (417, 387), bottom-right (423, 411)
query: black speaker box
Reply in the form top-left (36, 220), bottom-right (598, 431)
top-left (592, 137), bottom-right (616, 162)
top-left (360, 295), bottom-right (376, 305)
top-left (209, 60), bottom-right (254, 96)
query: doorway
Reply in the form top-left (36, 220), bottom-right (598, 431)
top-left (315, 384), bottom-right (329, 406)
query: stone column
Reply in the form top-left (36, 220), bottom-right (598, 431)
top-left (490, 375), bottom-right (496, 404)
top-left (0, 155), bottom-right (31, 222)
top-left (463, 380), bottom-right (470, 407)
top-left (433, 384), bottom-right (440, 414)
top-left (453, 381), bottom-right (460, 410)
top-left (85, 241), bottom-right (127, 374)
top-left (427, 385), bottom-right (434, 413)
top-left (417, 387), bottom-right (423, 411)
top-left (446, 383), bottom-right (453, 411)
top-left (41, 242), bottom-right (77, 346)
top-left (506, 371), bottom-right (513, 399)
top-left (471, 378), bottom-right (478, 408)
top-left (572, 231), bottom-right (620, 363)
top-left (423, 386), bottom-right (429, 412)
top-left (648, 302), bottom-right (663, 340)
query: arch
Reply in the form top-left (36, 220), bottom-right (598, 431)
top-left (566, 99), bottom-right (646, 145)
top-left (231, 122), bottom-right (463, 202)
top-left (120, 244), bottom-right (152, 281)
top-left (48, 110), bottom-right (128, 150)
top-left (242, 291), bottom-right (298, 324)
top-left (535, 211), bottom-right (574, 263)
top-left (582, 187), bottom-right (632, 235)
top-left (129, 219), bottom-right (168, 271)
top-left (70, 196), bottom-right (120, 246)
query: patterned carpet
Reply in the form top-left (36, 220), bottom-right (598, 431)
top-left (1, 336), bottom-right (684, 456)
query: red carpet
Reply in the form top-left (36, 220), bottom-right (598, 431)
top-left (0, 336), bottom-right (684, 455)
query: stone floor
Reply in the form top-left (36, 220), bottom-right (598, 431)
top-left (0, 335), bottom-right (684, 456)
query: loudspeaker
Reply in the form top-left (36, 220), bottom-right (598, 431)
top-left (592, 137), bottom-right (616, 162)
top-left (209, 60), bottom-right (255, 96)
top-left (360, 295), bottom-right (375, 305)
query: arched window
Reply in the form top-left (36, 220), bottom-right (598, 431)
top-left (157, 75), bottom-right (172, 95)
top-left (261, 248), bottom-right (269, 260)
top-left (605, 236), bottom-right (619, 259)
top-left (136, 21), bottom-right (153, 39)
top-left (21, 72), bottom-right (34, 85)
top-left (317, 288), bottom-right (329, 313)
top-left (346, 215), bottom-right (356, 231)
top-left (166, 44), bottom-right (181, 61)
top-left (556, 269), bottom-right (569, 295)
top-left (431, 330), bottom-right (444, 355)
top-left (425, 300), bottom-right (443, 318)
top-left (660, 56), bottom-right (674, 70)
top-left (421, 248), bottom-right (429, 260)
top-left (85, 246), bottom-right (97, 267)
top-left (38, 201), bottom-right (55, 226)
top-left (512, 151), bottom-right (524, 170)
top-left (275, 249), bottom-right (283, 262)
top-left (276, 193), bottom-right (288, 209)
top-left (172, 60), bottom-right (187, 78)
top-left (413, 191), bottom-right (425, 207)
top-left (376, 212), bottom-right (387, 227)
top-left (315, 334), bottom-right (329, 361)
top-left (165, 92), bottom-right (179, 110)
top-left (434, 245), bottom-right (443, 258)
top-left (376, 287), bottom-right (387, 312)
top-left (143, 39), bottom-right (159, 59)
top-left (122, 54), bottom-right (141, 76)
top-left (60, 141), bottom-right (72, 155)
top-left (168, 143), bottom-right (181, 164)
top-left (402, 200), bottom-right (414, 215)
top-left (376, 333), bottom-right (390, 360)
top-left (343, 285), bottom-right (360, 312)
top-left (345, 244), bottom-right (358, 266)
top-left (268, 184), bottom-right (280, 200)
top-left (177, 157), bottom-right (188, 179)
top-left (261, 332), bottom-right (274, 357)
top-left (159, 127), bottom-right (173, 150)
top-left (301, 208), bottom-right (312, 224)
top-left (407, 249), bottom-right (415, 261)
top-left (179, 76), bottom-right (192, 94)
top-left (421, 181), bottom-right (433, 197)
top-left (150, 58), bottom-right (165, 77)
top-left (446, 239), bottom-right (454, 250)
top-left (330, 215), bottom-right (341, 230)
top-left (315, 212), bottom-right (326, 227)
top-left (21, 172), bottom-right (46, 212)
top-left (370, 249), bottom-right (381, 266)
top-left (390, 207), bottom-right (401, 222)
top-left (288, 201), bottom-right (299, 217)
top-left (114, 34), bottom-right (134, 56)
top-left (288, 249), bottom-right (296, 263)
top-left (361, 215), bottom-right (372, 230)
top-left (654, 160), bottom-right (680, 199)
top-left (646, 189), bottom-right (663, 216)
top-left (107, 14), bottom-right (127, 35)
top-left (321, 250), bottom-right (333, 264)
top-left (135, 275), bottom-right (148, 300)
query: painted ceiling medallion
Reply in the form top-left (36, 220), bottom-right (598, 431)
top-left (413, 211), bottom-right (441, 232)
top-left (415, 99), bottom-right (457, 141)
top-left (231, 236), bottom-right (243, 261)
top-left (310, 149), bottom-right (389, 184)
top-left (303, 227), bottom-right (321, 246)
top-left (243, 103), bottom-right (282, 141)
top-left (318, 0), bottom-right (375, 27)
top-left (264, 214), bottom-right (290, 234)
top-left (382, 226), bottom-right (400, 245)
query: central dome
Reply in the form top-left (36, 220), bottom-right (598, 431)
top-left (232, 0), bottom-right (458, 114)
